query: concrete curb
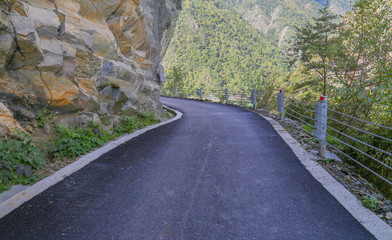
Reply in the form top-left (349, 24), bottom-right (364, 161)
top-left (262, 116), bottom-right (392, 240)
top-left (0, 106), bottom-right (183, 219)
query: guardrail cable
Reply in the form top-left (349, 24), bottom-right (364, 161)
top-left (287, 101), bottom-right (316, 113)
top-left (321, 138), bottom-right (392, 186)
top-left (284, 112), bottom-right (314, 136)
top-left (328, 108), bottom-right (392, 131)
top-left (286, 106), bottom-right (316, 121)
top-left (286, 97), bottom-right (315, 107)
top-left (313, 121), bottom-right (392, 157)
top-left (284, 97), bottom-right (392, 187)
top-left (324, 133), bottom-right (392, 171)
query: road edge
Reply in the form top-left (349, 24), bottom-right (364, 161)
top-left (261, 115), bottom-right (392, 240)
top-left (0, 106), bottom-right (183, 219)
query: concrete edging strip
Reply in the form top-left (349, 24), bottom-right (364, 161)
top-left (0, 105), bottom-right (183, 219)
top-left (262, 116), bottom-right (392, 240)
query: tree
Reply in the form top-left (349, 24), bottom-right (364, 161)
top-left (162, 66), bottom-right (184, 96)
top-left (288, 1), bottom-right (339, 95)
top-left (332, 0), bottom-right (392, 120)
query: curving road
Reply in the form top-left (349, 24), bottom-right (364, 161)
top-left (0, 97), bottom-right (374, 239)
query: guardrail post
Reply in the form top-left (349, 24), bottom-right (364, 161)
top-left (251, 89), bottom-right (256, 110)
top-left (175, 87), bottom-right (178, 96)
top-left (278, 90), bottom-right (284, 120)
top-left (199, 88), bottom-right (203, 99)
top-left (315, 96), bottom-right (328, 158)
top-left (225, 88), bottom-right (229, 104)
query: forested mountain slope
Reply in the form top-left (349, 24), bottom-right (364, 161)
top-left (224, 0), bottom-right (354, 47)
top-left (223, 0), bottom-right (321, 47)
top-left (163, 0), bottom-right (288, 94)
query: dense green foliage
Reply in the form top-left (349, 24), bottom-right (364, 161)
top-left (224, 0), bottom-right (322, 47)
top-left (52, 113), bottom-right (160, 159)
top-left (163, 0), bottom-right (288, 96)
top-left (286, 0), bottom-right (392, 198)
top-left (51, 122), bottom-right (113, 159)
top-left (362, 196), bottom-right (379, 210)
top-left (0, 112), bottom-right (163, 193)
top-left (0, 133), bottom-right (45, 192)
top-left (113, 112), bottom-right (160, 136)
top-left (288, 4), bottom-right (339, 95)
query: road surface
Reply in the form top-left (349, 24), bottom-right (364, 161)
top-left (0, 97), bottom-right (375, 239)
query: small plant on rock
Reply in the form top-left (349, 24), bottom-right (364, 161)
top-left (362, 196), bottom-right (379, 210)
top-left (36, 107), bottom-right (54, 128)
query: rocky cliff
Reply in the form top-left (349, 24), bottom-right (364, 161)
top-left (0, 0), bottom-right (181, 137)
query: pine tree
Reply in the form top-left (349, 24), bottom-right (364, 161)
top-left (288, 1), bottom-right (339, 95)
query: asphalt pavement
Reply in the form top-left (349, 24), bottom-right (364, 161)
top-left (0, 97), bottom-right (375, 239)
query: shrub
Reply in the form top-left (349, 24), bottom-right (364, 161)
top-left (113, 116), bottom-right (142, 135)
top-left (0, 133), bottom-right (45, 191)
top-left (36, 107), bottom-right (54, 128)
top-left (51, 122), bottom-right (112, 159)
top-left (113, 112), bottom-right (159, 136)
top-left (362, 196), bottom-right (379, 210)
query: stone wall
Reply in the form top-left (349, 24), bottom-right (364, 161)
top-left (0, 0), bottom-right (180, 136)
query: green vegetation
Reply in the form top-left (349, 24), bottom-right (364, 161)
top-left (163, 0), bottom-right (288, 97)
top-left (36, 107), bottom-right (54, 128)
top-left (302, 124), bottom-right (314, 133)
top-left (52, 112), bottom-right (160, 159)
top-left (1, 112), bottom-right (165, 193)
top-left (288, 4), bottom-right (339, 95)
top-left (51, 122), bottom-right (112, 159)
top-left (224, 0), bottom-right (322, 47)
top-left (286, 0), bottom-right (392, 198)
top-left (362, 196), bottom-right (379, 210)
top-left (318, 158), bottom-right (335, 164)
top-left (0, 132), bottom-right (45, 192)
top-left (113, 112), bottom-right (159, 136)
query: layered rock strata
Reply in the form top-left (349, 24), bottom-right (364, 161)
top-left (0, 0), bottom-right (180, 136)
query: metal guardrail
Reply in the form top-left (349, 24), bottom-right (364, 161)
top-left (166, 87), bottom-right (258, 109)
top-left (277, 91), bottom-right (392, 186)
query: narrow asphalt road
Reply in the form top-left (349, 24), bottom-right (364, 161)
top-left (0, 97), bottom-right (374, 240)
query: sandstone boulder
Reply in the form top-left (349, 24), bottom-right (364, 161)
top-left (0, 11), bottom-right (16, 72)
top-left (9, 13), bottom-right (43, 67)
top-left (38, 39), bottom-right (64, 72)
top-left (99, 60), bottom-right (138, 82)
top-left (0, 0), bottom-right (181, 137)
top-left (26, 3), bottom-right (60, 39)
top-left (57, 112), bottom-right (101, 128)
top-left (0, 102), bottom-right (26, 137)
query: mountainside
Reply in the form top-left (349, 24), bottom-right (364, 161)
top-left (163, 0), bottom-right (288, 94)
top-left (224, 0), bottom-right (321, 47)
top-left (0, 0), bottom-right (180, 137)
top-left (224, 0), bottom-right (354, 47)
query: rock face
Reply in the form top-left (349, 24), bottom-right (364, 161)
top-left (0, 0), bottom-right (180, 135)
